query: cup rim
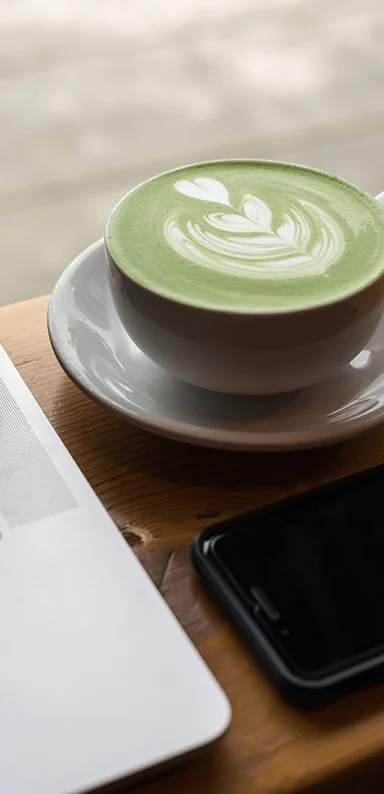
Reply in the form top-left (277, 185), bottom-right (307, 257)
top-left (105, 158), bottom-right (384, 318)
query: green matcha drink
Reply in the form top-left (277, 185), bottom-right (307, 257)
top-left (106, 161), bottom-right (384, 312)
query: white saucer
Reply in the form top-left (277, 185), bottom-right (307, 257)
top-left (48, 239), bottom-right (384, 451)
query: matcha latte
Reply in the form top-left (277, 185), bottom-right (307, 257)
top-left (106, 161), bottom-right (384, 312)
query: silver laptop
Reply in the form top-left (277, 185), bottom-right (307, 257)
top-left (0, 346), bottom-right (230, 794)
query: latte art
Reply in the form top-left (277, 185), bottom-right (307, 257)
top-left (106, 160), bottom-right (384, 311)
top-left (164, 177), bottom-right (344, 279)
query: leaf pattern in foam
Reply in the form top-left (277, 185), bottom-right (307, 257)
top-left (165, 179), bottom-right (345, 278)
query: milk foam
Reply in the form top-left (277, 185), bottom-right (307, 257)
top-left (164, 177), bottom-right (344, 279)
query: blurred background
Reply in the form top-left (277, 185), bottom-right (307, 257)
top-left (1, 0), bottom-right (384, 306)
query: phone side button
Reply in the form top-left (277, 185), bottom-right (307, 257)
top-left (251, 586), bottom-right (281, 622)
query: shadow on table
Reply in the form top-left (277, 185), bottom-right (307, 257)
top-left (299, 752), bottom-right (384, 794)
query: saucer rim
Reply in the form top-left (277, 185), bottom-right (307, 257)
top-left (47, 239), bottom-right (384, 451)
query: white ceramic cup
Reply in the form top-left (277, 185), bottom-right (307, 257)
top-left (105, 181), bottom-right (384, 396)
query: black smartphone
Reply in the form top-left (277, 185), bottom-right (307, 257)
top-left (192, 466), bottom-right (384, 708)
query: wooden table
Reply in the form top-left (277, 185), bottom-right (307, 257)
top-left (3, 297), bottom-right (384, 794)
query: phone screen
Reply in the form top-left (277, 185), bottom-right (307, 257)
top-left (209, 469), bottom-right (384, 678)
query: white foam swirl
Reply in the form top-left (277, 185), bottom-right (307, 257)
top-left (164, 178), bottom-right (345, 279)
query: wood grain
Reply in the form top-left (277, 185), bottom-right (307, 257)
top-left (2, 296), bottom-right (384, 794)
